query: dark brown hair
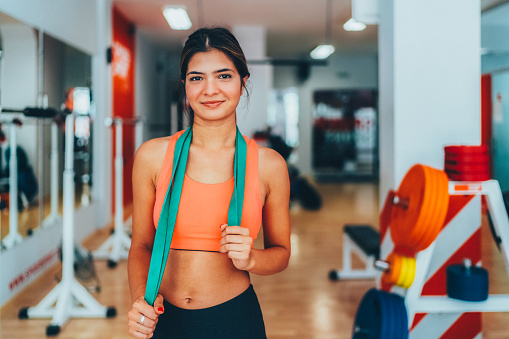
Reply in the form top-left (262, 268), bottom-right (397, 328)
top-left (178, 27), bottom-right (250, 123)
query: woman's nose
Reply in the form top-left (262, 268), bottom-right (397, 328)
top-left (203, 79), bottom-right (219, 95)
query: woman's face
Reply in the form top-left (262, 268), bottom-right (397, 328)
top-left (184, 49), bottom-right (247, 124)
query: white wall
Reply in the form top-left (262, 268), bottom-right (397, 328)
top-left (234, 26), bottom-right (273, 139)
top-left (379, 0), bottom-right (481, 203)
top-left (135, 32), bottom-right (171, 141)
top-left (0, 23), bottom-right (38, 171)
top-left (273, 54), bottom-right (379, 174)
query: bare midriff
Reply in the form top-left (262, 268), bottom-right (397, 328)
top-left (159, 249), bottom-right (250, 309)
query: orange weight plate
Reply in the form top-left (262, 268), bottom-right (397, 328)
top-left (391, 165), bottom-right (434, 249)
top-left (412, 167), bottom-right (440, 251)
top-left (417, 169), bottom-right (449, 251)
top-left (418, 168), bottom-right (446, 251)
top-left (382, 252), bottom-right (401, 286)
top-left (404, 165), bottom-right (439, 250)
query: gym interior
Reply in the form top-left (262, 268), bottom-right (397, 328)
top-left (1, 0), bottom-right (509, 338)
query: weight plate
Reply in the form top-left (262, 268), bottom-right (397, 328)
top-left (445, 154), bottom-right (489, 163)
top-left (444, 145), bottom-right (488, 155)
top-left (445, 163), bottom-right (489, 172)
top-left (352, 289), bottom-right (408, 339)
top-left (446, 264), bottom-right (489, 301)
top-left (401, 257), bottom-right (416, 289)
top-left (383, 252), bottom-right (401, 287)
top-left (418, 169), bottom-right (449, 252)
top-left (391, 165), bottom-right (433, 249)
top-left (413, 166), bottom-right (440, 251)
top-left (447, 173), bottom-right (490, 181)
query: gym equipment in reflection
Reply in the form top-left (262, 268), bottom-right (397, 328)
top-left (348, 155), bottom-right (509, 338)
top-left (93, 116), bottom-right (143, 268)
top-left (18, 89), bottom-right (116, 336)
top-left (312, 89), bottom-right (378, 181)
top-left (0, 107), bottom-right (58, 248)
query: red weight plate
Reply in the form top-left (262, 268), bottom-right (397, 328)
top-left (444, 163), bottom-right (489, 172)
top-left (445, 154), bottom-right (489, 163)
top-left (444, 145), bottom-right (488, 155)
top-left (448, 174), bottom-right (490, 181)
top-left (445, 170), bottom-right (489, 177)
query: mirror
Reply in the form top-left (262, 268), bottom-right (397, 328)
top-left (0, 12), bottom-right (92, 245)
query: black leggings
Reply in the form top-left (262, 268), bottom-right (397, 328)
top-left (152, 285), bottom-right (267, 339)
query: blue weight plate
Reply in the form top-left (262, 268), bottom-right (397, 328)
top-left (446, 264), bottom-right (489, 301)
top-left (381, 292), bottom-right (396, 339)
top-left (389, 292), bottom-right (409, 339)
top-left (352, 289), bottom-right (408, 339)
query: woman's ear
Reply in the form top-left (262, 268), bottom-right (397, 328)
top-left (240, 75), bottom-right (249, 95)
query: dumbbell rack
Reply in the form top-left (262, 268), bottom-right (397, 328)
top-left (381, 179), bottom-right (509, 337)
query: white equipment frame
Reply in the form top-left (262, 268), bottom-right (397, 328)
top-left (22, 113), bottom-right (114, 335)
top-left (383, 180), bottom-right (509, 334)
top-left (333, 230), bottom-right (379, 280)
top-left (1, 120), bottom-right (23, 248)
top-left (93, 117), bottom-right (143, 266)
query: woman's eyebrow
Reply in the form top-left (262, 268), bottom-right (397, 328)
top-left (214, 68), bottom-right (234, 73)
top-left (187, 71), bottom-right (204, 76)
top-left (186, 68), bottom-right (235, 76)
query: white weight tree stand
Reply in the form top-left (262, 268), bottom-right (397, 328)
top-left (1, 121), bottom-right (23, 248)
top-left (42, 122), bottom-right (62, 227)
top-left (19, 113), bottom-right (116, 336)
top-left (93, 117), bottom-right (142, 268)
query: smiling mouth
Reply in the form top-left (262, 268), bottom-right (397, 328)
top-left (201, 101), bottom-right (224, 108)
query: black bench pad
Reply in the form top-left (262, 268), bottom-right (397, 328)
top-left (344, 224), bottom-right (380, 258)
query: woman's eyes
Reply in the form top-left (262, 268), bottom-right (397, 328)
top-left (189, 74), bottom-right (232, 81)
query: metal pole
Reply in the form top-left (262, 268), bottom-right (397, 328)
top-left (50, 122), bottom-right (59, 218)
top-left (114, 121), bottom-right (123, 260)
top-left (62, 114), bottom-right (75, 280)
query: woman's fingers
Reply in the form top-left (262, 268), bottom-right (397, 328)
top-left (220, 225), bottom-right (250, 238)
top-left (128, 297), bottom-right (161, 338)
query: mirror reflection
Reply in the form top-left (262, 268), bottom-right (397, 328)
top-left (0, 12), bottom-right (92, 244)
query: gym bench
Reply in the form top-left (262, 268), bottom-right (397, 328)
top-left (329, 224), bottom-right (380, 281)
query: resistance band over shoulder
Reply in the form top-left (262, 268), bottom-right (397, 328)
top-left (144, 127), bottom-right (247, 306)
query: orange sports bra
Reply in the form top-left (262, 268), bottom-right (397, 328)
top-left (153, 130), bottom-right (263, 252)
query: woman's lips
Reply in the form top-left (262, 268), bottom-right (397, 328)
top-left (202, 101), bottom-right (224, 108)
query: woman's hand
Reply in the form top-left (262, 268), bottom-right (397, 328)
top-left (127, 294), bottom-right (165, 339)
top-left (219, 224), bottom-right (254, 270)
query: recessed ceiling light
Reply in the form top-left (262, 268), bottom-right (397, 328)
top-left (162, 6), bottom-right (192, 30)
top-left (344, 18), bottom-right (366, 32)
top-left (310, 45), bottom-right (335, 60)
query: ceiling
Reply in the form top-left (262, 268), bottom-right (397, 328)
top-left (113, 0), bottom-right (379, 58)
top-left (114, 0), bottom-right (509, 58)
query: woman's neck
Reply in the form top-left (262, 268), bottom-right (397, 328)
top-left (191, 120), bottom-right (237, 150)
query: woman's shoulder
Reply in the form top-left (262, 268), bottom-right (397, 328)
top-left (256, 144), bottom-right (288, 178)
top-left (134, 135), bottom-right (178, 171)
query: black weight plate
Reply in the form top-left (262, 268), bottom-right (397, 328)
top-left (352, 289), bottom-right (408, 339)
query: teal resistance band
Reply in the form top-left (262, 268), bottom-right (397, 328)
top-left (144, 127), bottom-right (247, 306)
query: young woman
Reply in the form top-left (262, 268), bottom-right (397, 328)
top-left (127, 27), bottom-right (291, 339)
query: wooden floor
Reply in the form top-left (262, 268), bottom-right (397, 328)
top-left (1, 181), bottom-right (509, 338)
